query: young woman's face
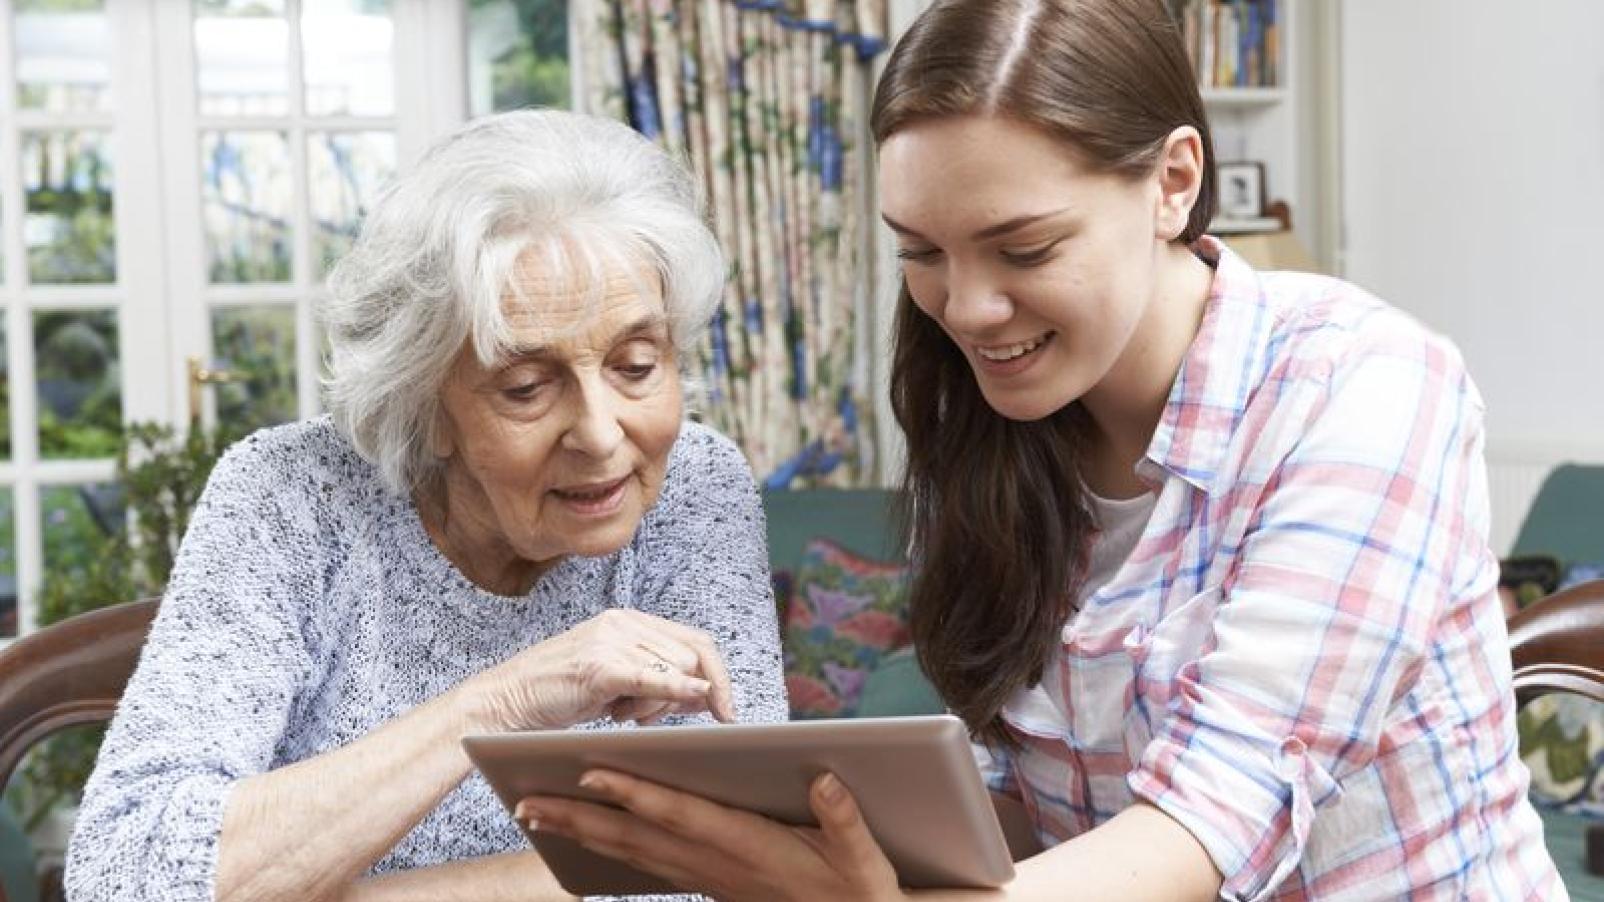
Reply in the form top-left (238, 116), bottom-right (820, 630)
top-left (879, 115), bottom-right (1169, 421)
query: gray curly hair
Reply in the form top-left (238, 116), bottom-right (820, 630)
top-left (321, 110), bottom-right (725, 495)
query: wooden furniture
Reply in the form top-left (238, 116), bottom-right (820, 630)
top-left (1508, 580), bottom-right (1604, 709)
top-left (0, 599), bottom-right (158, 902)
top-left (1507, 579), bottom-right (1604, 883)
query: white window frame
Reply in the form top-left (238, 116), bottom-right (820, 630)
top-left (0, 0), bottom-right (167, 637)
top-left (0, 0), bottom-right (466, 641)
top-left (152, 0), bottom-right (466, 433)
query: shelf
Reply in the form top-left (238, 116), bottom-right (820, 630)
top-left (1201, 87), bottom-right (1286, 108)
top-left (1211, 216), bottom-right (1284, 236)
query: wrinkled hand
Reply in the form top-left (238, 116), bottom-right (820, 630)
top-left (514, 770), bottom-right (908, 902)
top-left (467, 609), bottom-right (735, 732)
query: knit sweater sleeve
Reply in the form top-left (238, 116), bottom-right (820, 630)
top-left (65, 432), bottom-right (319, 902)
top-left (637, 423), bottom-right (788, 726)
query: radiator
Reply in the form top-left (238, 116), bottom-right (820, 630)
top-left (1486, 457), bottom-right (1556, 556)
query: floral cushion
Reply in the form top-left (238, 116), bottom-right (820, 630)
top-left (780, 538), bottom-right (912, 718)
top-left (1520, 695), bottom-right (1604, 816)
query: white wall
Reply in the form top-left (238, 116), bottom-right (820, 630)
top-left (1340, 1), bottom-right (1604, 550)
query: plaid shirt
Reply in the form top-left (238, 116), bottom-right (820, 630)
top-left (978, 238), bottom-right (1563, 900)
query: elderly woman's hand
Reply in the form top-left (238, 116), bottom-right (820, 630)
top-left (466, 609), bottom-right (736, 732)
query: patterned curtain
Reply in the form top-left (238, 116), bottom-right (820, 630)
top-left (574, 0), bottom-right (887, 489)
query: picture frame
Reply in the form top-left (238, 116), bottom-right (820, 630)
top-left (1217, 161), bottom-right (1266, 220)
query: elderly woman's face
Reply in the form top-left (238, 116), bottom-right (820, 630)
top-left (432, 255), bottom-right (682, 582)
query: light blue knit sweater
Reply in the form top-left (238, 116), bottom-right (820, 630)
top-left (64, 417), bottom-right (787, 901)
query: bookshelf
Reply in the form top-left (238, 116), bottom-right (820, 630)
top-left (1173, 0), bottom-right (1301, 239)
top-left (1210, 216), bottom-right (1285, 236)
top-left (1200, 87), bottom-right (1285, 108)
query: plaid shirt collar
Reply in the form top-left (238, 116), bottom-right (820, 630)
top-left (1141, 236), bottom-right (1281, 497)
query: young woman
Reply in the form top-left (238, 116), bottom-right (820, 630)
top-left (515, 1), bottom-right (1564, 898)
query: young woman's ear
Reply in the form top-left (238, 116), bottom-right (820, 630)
top-left (1153, 125), bottom-right (1205, 241)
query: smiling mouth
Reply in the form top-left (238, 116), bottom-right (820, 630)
top-left (975, 332), bottom-right (1054, 362)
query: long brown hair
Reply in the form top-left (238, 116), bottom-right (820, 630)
top-left (874, 0), bottom-right (1216, 744)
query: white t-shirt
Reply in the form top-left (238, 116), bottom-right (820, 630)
top-left (1001, 488), bottom-right (1158, 730)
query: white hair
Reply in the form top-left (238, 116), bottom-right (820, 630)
top-left (321, 110), bottom-right (725, 495)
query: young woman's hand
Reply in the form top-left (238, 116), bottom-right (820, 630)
top-left (513, 770), bottom-right (909, 902)
top-left (463, 609), bottom-right (735, 732)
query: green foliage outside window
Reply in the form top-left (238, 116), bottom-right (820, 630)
top-left (195, 0), bottom-right (283, 15)
top-left (472, 0), bottom-right (570, 111)
top-left (0, 493), bottom-right (15, 638)
top-left (37, 408), bottom-right (120, 459)
top-left (26, 183), bottom-right (116, 286)
top-left (0, 351), bottom-right (11, 460)
top-left (215, 308), bottom-right (299, 432)
top-left (34, 311), bottom-right (122, 460)
top-left (208, 236), bottom-right (292, 285)
top-left (17, 0), bottom-right (104, 13)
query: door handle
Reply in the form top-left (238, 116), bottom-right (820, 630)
top-left (187, 355), bottom-right (244, 423)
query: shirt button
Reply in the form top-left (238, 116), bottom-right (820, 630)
top-left (1276, 736), bottom-right (1308, 782)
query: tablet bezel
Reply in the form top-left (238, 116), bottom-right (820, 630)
top-left (463, 714), bottom-right (1015, 896)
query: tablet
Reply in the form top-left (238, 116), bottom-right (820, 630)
top-left (463, 714), bottom-right (1017, 896)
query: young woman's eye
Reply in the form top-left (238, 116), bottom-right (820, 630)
top-left (896, 246), bottom-right (943, 264)
top-left (1000, 240), bottom-right (1062, 267)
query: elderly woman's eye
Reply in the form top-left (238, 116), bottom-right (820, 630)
top-left (501, 381), bottom-right (546, 401)
top-left (617, 363), bottom-right (657, 381)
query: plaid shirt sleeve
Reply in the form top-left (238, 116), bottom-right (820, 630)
top-left (1126, 323), bottom-right (1495, 901)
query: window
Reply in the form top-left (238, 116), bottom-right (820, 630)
top-left (467, 0), bottom-right (568, 116)
top-left (0, 0), bottom-right (463, 638)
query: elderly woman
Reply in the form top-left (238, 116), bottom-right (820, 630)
top-left (63, 110), bottom-right (786, 901)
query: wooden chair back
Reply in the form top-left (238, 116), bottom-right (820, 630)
top-left (0, 599), bottom-right (158, 902)
top-left (1507, 579), bottom-right (1604, 709)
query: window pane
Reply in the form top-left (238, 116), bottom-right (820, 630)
top-left (0, 489), bottom-right (14, 638)
top-left (195, 0), bottom-right (289, 116)
top-left (0, 318), bottom-right (10, 460)
top-left (41, 481), bottom-right (123, 578)
top-left (14, 0), bottom-right (112, 113)
top-left (202, 131), bottom-right (292, 284)
top-left (35, 310), bottom-right (121, 459)
top-left (302, 0), bottom-right (393, 117)
top-left (307, 130), bottom-right (393, 276)
top-left (22, 130), bottom-right (116, 285)
top-left (213, 305), bottom-right (296, 431)
top-left (467, 0), bottom-right (569, 116)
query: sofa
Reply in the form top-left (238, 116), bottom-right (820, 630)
top-left (760, 488), bottom-right (942, 720)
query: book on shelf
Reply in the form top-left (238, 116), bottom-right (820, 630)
top-left (1166, 0), bottom-right (1279, 90)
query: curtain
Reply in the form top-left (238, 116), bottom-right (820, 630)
top-left (575, 0), bottom-right (887, 489)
